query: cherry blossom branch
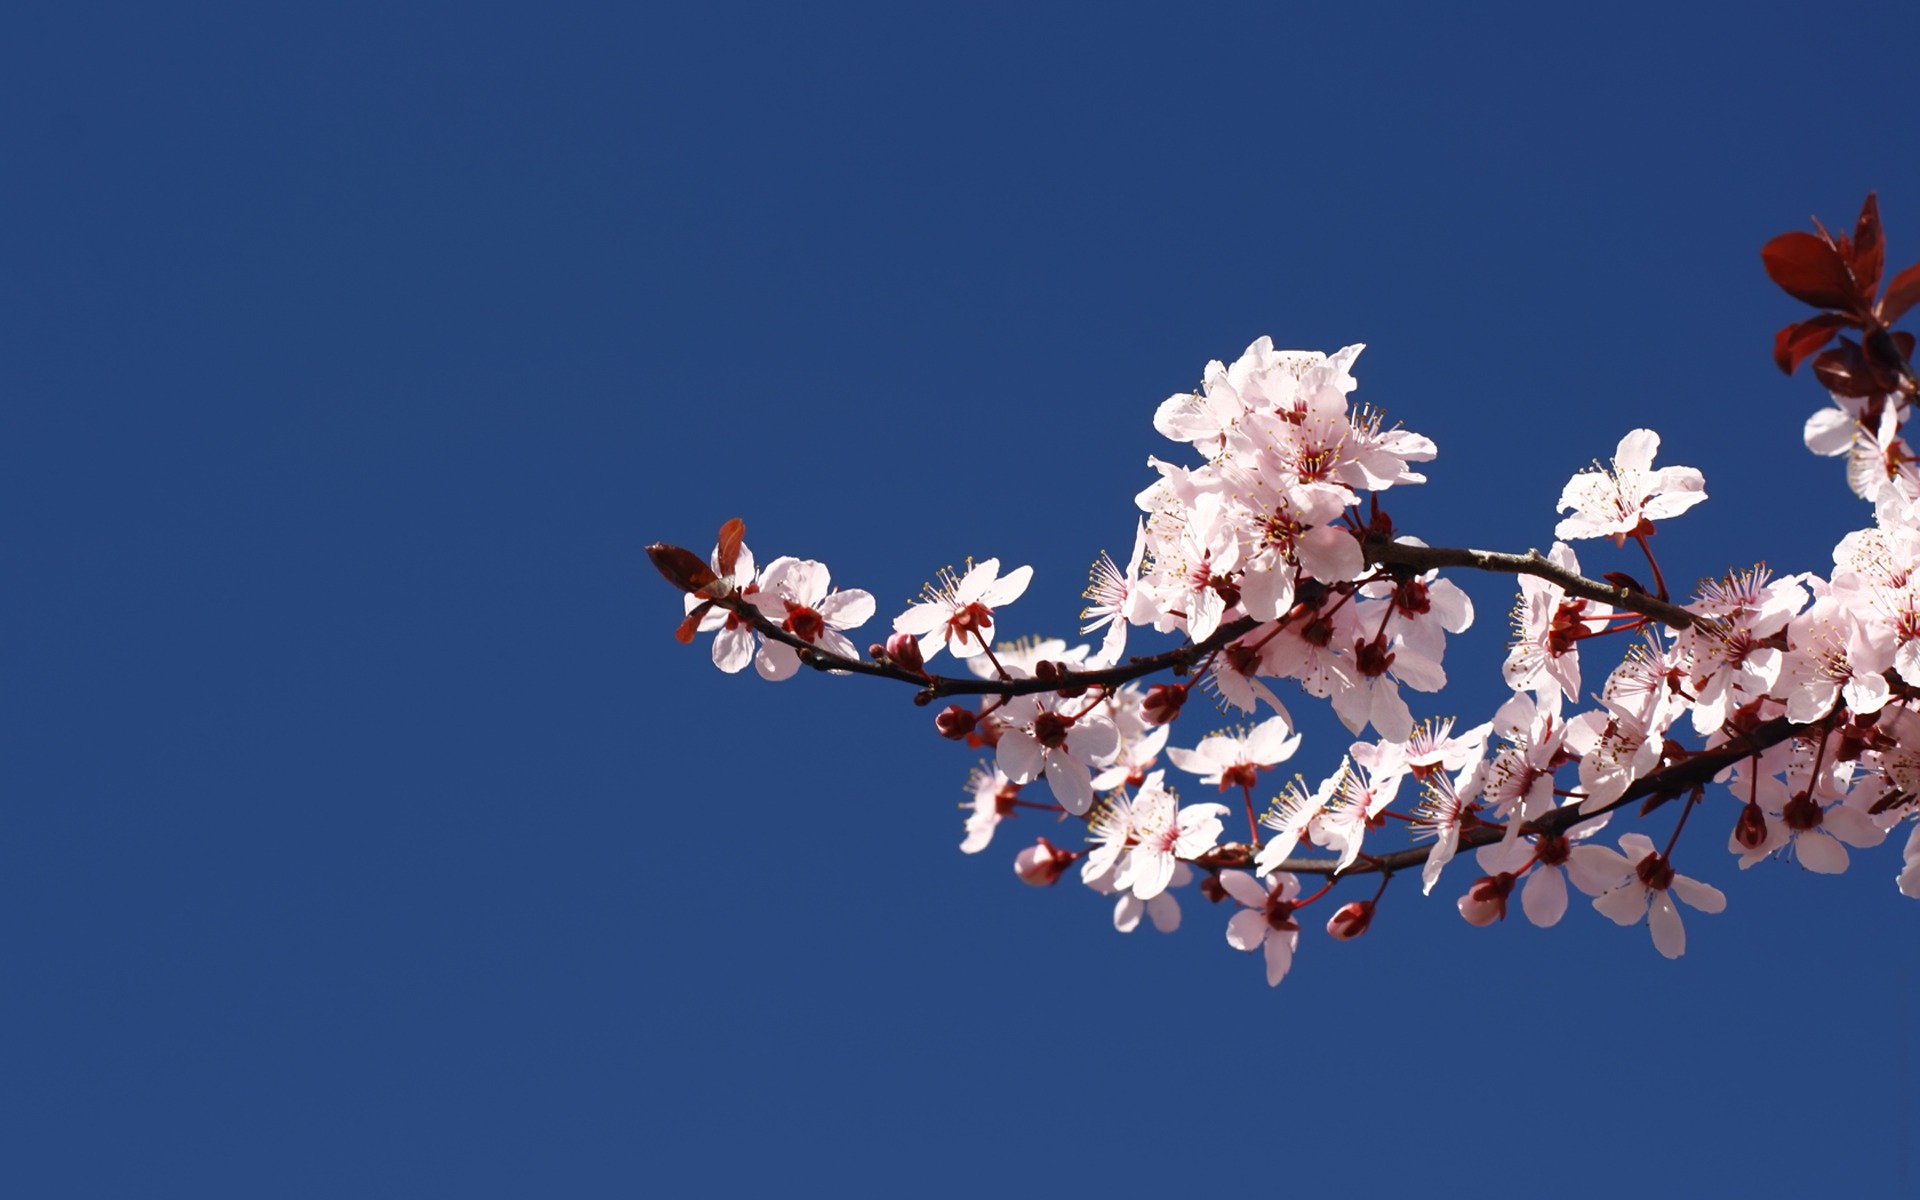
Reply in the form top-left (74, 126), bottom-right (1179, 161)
top-left (1360, 540), bottom-right (1700, 630)
top-left (710, 538), bottom-right (1699, 707)
top-left (1196, 713), bottom-right (1804, 879)
top-left (716, 590), bottom-right (1264, 700)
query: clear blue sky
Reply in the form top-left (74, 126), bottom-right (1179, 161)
top-left (4, 2), bottom-right (1917, 1196)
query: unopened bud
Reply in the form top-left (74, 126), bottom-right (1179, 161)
top-left (1733, 800), bottom-right (1769, 850)
top-left (935, 705), bottom-right (977, 740)
top-left (1013, 838), bottom-right (1076, 887)
top-left (1141, 683), bottom-right (1187, 726)
top-left (1198, 873), bottom-right (1230, 904)
top-left (1326, 900), bottom-right (1375, 940)
top-left (885, 632), bottom-right (926, 674)
top-left (1457, 872), bottom-right (1515, 926)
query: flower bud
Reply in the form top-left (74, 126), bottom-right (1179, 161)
top-left (1733, 799), bottom-right (1769, 850)
top-left (1013, 838), bottom-right (1075, 887)
top-left (1457, 872), bottom-right (1515, 926)
top-left (934, 705), bottom-right (977, 740)
top-left (885, 632), bottom-right (926, 674)
top-left (1141, 683), bottom-right (1187, 726)
top-left (1326, 900), bottom-right (1375, 940)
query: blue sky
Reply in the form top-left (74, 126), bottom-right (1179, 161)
top-left (4, 2), bottom-right (1918, 1196)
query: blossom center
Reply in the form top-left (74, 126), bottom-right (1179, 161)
top-left (783, 602), bottom-right (825, 642)
top-left (1781, 790), bottom-right (1825, 832)
top-left (1635, 853), bottom-right (1676, 891)
top-left (1033, 711), bottom-right (1072, 750)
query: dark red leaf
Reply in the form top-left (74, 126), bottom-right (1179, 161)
top-left (1761, 231), bottom-right (1861, 311)
top-left (1851, 193), bottom-right (1885, 300)
top-left (715, 517), bottom-right (746, 578)
top-left (1772, 314), bottom-right (1849, 374)
top-left (647, 542), bottom-right (719, 594)
top-left (1880, 260), bottom-right (1920, 326)
top-left (1811, 341), bottom-right (1880, 398)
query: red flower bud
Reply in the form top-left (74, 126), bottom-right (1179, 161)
top-left (1326, 900), bottom-right (1375, 940)
top-left (1733, 800), bottom-right (1769, 850)
top-left (1141, 683), bottom-right (1187, 726)
top-left (935, 705), bottom-right (977, 740)
top-left (1013, 838), bottom-right (1076, 887)
top-left (1457, 872), bottom-right (1515, 926)
top-left (884, 632), bottom-right (926, 674)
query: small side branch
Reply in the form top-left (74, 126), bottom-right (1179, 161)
top-left (1363, 540), bottom-right (1699, 630)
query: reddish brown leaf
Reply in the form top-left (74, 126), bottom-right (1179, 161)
top-left (715, 517), bottom-right (746, 578)
top-left (1851, 193), bottom-right (1885, 300)
top-left (1772, 313), bottom-right (1849, 374)
top-left (1761, 230), bottom-right (1861, 311)
top-left (1880, 260), bottom-right (1920, 326)
top-left (647, 542), bottom-right (719, 594)
top-left (675, 602), bottom-right (713, 644)
top-left (1811, 341), bottom-right (1880, 398)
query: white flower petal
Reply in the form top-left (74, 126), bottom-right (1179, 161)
top-left (1647, 892), bottom-right (1686, 958)
top-left (1521, 866), bottom-right (1569, 927)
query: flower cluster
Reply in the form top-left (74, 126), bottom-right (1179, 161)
top-left (648, 193), bottom-right (1920, 987)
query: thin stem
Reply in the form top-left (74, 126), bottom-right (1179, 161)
top-left (1631, 528), bottom-right (1670, 602)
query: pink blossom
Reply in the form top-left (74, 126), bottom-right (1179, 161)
top-left (1166, 714), bottom-right (1301, 791)
top-left (995, 694), bottom-right (1121, 817)
top-left (893, 557), bottom-right (1033, 663)
top-left (1220, 870), bottom-right (1304, 987)
top-left (1503, 542), bottom-right (1613, 703)
top-left (746, 557), bottom-right (875, 681)
top-left (960, 765), bottom-right (1020, 855)
top-left (1584, 833), bottom-right (1726, 959)
top-left (1554, 429), bottom-right (1707, 543)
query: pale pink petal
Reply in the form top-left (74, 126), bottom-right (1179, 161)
top-left (818, 588), bottom-right (875, 629)
top-left (1805, 408), bottom-right (1856, 457)
top-left (1795, 830), bottom-right (1851, 875)
top-left (1647, 892), bottom-right (1686, 958)
top-left (1670, 874), bottom-right (1727, 913)
top-left (1298, 525), bottom-right (1365, 583)
top-left (1370, 680), bottom-right (1415, 743)
top-left (996, 730), bottom-right (1044, 784)
top-left (712, 624), bottom-right (756, 673)
top-left (1225, 909), bottom-right (1268, 952)
top-left (1263, 929), bottom-right (1297, 986)
top-left (1824, 805), bottom-right (1887, 850)
top-left (1067, 719), bottom-right (1120, 764)
top-left (1145, 890), bottom-right (1182, 933)
top-left (1521, 866), bottom-right (1569, 927)
top-left (1217, 871), bottom-right (1269, 909)
top-left (1567, 844), bottom-right (1630, 895)
top-left (1166, 746), bottom-right (1217, 778)
top-left (754, 640), bottom-right (800, 682)
top-left (1594, 883), bottom-right (1649, 926)
top-left (1244, 715), bottom-right (1300, 765)
top-left (1113, 894), bottom-right (1145, 933)
top-left (978, 563), bottom-right (1034, 608)
top-left (777, 560), bottom-right (831, 607)
top-left (1129, 848), bottom-right (1177, 901)
top-left (1044, 753), bottom-right (1095, 817)
top-left (1615, 428), bottom-right (1660, 473)
top-left (892, 601), bottom-right (948, 636)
